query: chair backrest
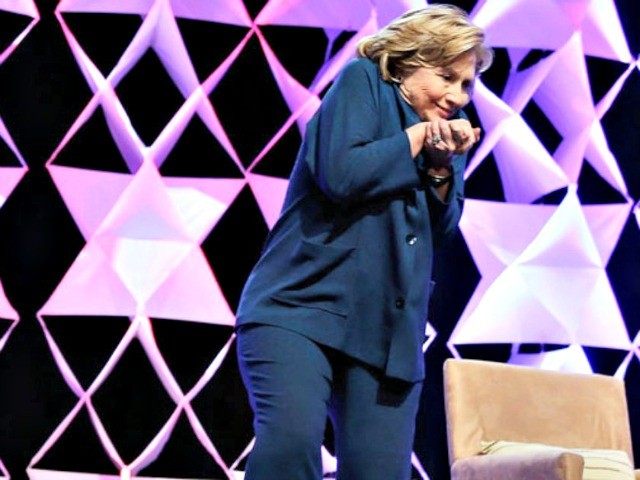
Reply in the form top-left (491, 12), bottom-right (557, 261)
top-left (443, 358), bottom-right (634, 465)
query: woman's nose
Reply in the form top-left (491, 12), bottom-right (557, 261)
top-left (445, 86), bottom-right (469, 107)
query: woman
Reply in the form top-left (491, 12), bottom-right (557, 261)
top-left (235, 5), bottom-right (492, 479)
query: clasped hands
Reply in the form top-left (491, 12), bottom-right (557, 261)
top-left (406, 118), bottom-right (481, 168)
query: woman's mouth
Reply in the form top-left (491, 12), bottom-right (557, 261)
top-left (437, 105), bottom-right (454, 118)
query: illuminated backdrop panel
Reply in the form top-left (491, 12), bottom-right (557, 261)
top-left (0, 0), bottom-right (638, 479)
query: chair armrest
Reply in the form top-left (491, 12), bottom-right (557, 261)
top-left (451, 450), bottom-right (584, 480)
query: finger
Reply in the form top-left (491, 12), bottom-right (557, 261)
top-left (449, 119), bottom-right (477, 142)
top-left (422, 122), bottom-right (432, 149)
top-left (424, 122), bottom-right (450, 166)
top-left (453, 137), bottom-right (475, 155)
top-left (453, 126), bottom-right (483, 155)
top-left (450, 126), bottom-right (470, 146)
top-left (425, 121), bottom-right (442, 149)
top-left (438, 119), bottom-right (456, 152)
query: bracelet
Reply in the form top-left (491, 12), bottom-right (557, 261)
top-left (426, 172), bottom-right (452, 187)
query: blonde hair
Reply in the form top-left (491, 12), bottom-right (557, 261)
top-left (357, 5), bottom-right (493, 82)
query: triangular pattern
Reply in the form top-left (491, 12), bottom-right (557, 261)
top-left (29, 1), bottom-right (640, 479)
top-left (0, 0), bottom-right (39, 63)
top-left (467, 0), bottom-right (636, 202)
top-left (451, 190), bottom-right (631, 352)
top-left (472, 0), bottom-right (632, 61)
top-left (0, 12), bottom-right (34, 479)
top-left (467, 81), bottom-right (568, 203)
top-left (256, 0), bottom-right (372, 29)
top-left (246, 173), bottom-right (288, 229)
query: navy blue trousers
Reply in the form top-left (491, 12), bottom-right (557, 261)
top-left (237, 324), bottom-right (422, 480)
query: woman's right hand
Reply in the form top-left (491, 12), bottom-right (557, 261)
top-left (405, 119), bottom-right (480, 166)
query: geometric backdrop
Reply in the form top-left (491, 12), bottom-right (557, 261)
top-left (0, 1), bottom-right (33, 479)
top-left (0, 0), bottom-right (639, 479)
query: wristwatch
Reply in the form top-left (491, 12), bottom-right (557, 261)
top-left (426, 166), bottom-right (452, 187)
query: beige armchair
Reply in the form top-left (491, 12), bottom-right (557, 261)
top-left (443, 358), bottom-right (639, 480)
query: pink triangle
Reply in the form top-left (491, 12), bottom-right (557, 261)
top-left (162, 177), bottom-right (246, 242)
top-left (524, 266), bottom-right (629, 349)
top-left (517, 189), bottom-right (601, 268)
top-left (501, 50), bottom-right (556, 113)
top-left (48, 166), bottom-right (132, 239)
top-left (0, 1), bottom-right (38, 63)
top-left (469, 82), bottom-right (567, 201)
top-left (105, 236), bottom-right (194, 305)
top-left (533, 34), bottom-right (595, 135)
top-left (0, 167), bottom-right (26, 207)
top-left (470, 80), bottom-right (513, 132)
top-left (0, 281), bottom-right (17, 320)
top-left (493, 116), bottom-right (567, 203)
top-left (57, 0), bottom-right (155, 14)
top-left (457, 196), bottom-right (631, 350)
top-left (146, 248), bottom-right (235, 325)
top-left (247, 173), bottom-right (289, 229)
top-left (460, 200), bottom-right (555, 272)
top-left (0, 117), bottom-right (25, 164)
top-left (163, 177), bottom-right (246, 209)
top-left (584, 119), bottom-right (628, 196)
top-left (583, 202), bottom-right (633, 264)
top-left (97, 162), bottom-right (190, 241)
top-left (40, 241), bottom-right (136, 316)
top-left (171, 0), bottom-right (252, 26)
top-left (581, 0), bottom-right (633, 61)
top-left (257, 0), bottom-right (372, 29)
top-left (553, 131), bottom-right (589, 183)
top-left (452, 268), bottom-right (572, 345)
top-left (0, 0), bottom-right (38, 17)
top-left (473, 0), bottom-right (573, 49)
top-left (152, 2), bottom-right (202, 98)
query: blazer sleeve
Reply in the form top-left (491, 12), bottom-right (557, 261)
top-left (425, 107), bottom-right (470, 243)
top-left (304, 60), bottom-right (423, 204)
top-left (427, 150), bottom-right (466, 245)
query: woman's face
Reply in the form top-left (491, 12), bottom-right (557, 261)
top-left (400, 52), bottom-right (477, 122)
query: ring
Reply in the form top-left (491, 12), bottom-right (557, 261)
top-left (431, 135), bottom-right (442, 147)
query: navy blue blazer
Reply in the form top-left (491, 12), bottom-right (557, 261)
top-left (236, 57), bottom-right (466, 382)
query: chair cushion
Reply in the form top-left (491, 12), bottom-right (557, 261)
top-left (480, 440), bottom-right (634, 480)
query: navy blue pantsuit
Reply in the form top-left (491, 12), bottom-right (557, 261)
top-left (237, 325), bottom-right (422, 480)
top-left (236, 57), bottom-right (467, 477)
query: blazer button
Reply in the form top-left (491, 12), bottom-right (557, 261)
top-left (395, 296), bottom-right (405, 309)
top-left (405, 234), bottom-right (418, 245)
